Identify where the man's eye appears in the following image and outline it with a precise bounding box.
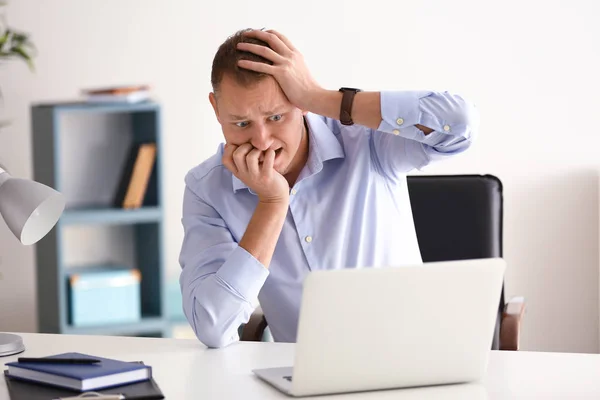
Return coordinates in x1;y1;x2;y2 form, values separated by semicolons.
235;121;249;128
269;114;282;122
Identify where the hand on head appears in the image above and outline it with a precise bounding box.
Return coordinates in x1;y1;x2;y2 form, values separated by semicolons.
236;29;322;112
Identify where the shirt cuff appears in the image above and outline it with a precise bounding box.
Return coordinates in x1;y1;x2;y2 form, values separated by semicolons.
377;90;433;139
216;246;269;301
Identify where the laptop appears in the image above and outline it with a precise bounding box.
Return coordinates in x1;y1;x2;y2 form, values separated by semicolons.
252;258;506;397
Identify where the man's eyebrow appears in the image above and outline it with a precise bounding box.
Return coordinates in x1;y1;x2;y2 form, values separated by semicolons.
262;106;287;116
228;107;287;120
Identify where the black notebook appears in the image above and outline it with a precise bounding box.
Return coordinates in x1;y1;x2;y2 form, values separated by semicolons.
3;369;165;400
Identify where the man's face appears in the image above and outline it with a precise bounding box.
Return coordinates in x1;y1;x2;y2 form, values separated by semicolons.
209;74;307;177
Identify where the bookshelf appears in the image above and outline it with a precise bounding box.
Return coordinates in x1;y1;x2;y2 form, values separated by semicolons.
31;100;171;338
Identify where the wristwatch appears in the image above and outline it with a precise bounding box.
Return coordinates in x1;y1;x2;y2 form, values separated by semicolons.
338;87;362;126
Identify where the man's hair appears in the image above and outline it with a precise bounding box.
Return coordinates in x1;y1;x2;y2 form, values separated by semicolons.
211;28;273;93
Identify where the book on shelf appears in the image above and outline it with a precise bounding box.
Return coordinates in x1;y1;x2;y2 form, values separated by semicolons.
114;142;157;209
82;85;151;104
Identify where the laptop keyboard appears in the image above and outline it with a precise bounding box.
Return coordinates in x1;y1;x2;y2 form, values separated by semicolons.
283;376;293;382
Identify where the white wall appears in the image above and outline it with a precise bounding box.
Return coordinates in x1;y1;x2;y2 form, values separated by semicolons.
0;0;598;353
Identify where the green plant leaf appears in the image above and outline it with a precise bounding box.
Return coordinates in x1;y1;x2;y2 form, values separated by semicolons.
11;45;34;71
0;30;9;48
12;32;28;45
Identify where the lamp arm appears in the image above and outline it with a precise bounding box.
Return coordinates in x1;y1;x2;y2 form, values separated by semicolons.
0;167;9;187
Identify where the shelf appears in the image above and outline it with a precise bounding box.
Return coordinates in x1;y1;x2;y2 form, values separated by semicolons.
60;206;162;225
32;102;167;340
63;316;167;336
34;100;160;114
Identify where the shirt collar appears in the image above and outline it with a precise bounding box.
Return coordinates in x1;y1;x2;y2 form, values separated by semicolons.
232;113;345;193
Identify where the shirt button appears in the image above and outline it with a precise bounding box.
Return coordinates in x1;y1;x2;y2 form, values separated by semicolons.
396;118;404;125
291;188;297;195
305;236;313;243
443;124;451;132
392;129;400;135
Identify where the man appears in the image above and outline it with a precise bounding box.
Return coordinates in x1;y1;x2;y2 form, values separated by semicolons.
179;28;479;348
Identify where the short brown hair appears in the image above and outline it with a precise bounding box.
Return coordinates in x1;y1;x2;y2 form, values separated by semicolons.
211;28;273;93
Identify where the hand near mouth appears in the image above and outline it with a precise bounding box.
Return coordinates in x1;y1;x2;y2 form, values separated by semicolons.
222;143;289;203
258;148;282;163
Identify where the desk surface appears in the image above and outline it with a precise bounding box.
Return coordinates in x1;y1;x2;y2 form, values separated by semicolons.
1;333;600;399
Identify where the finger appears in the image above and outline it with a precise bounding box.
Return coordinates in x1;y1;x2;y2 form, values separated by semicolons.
222;144;238;174
242;29;290;56
265;29;297;52
237;59;276;74
262;149;276;174
233;143;253;174
237;42;286;64
246;148;262;177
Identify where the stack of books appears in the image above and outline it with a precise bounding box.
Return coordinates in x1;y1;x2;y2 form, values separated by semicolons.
114;142;157;209
3;352;164;399
82;85;151;104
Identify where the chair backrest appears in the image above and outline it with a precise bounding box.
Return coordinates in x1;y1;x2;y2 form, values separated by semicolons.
406;174;504;350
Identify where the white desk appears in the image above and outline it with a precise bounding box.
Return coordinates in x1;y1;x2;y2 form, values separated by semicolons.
1;333;600;399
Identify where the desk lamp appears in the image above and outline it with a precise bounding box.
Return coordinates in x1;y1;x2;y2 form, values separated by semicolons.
0;166;65;357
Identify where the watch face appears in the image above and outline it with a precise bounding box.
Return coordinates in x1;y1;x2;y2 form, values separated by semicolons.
339;87;362;93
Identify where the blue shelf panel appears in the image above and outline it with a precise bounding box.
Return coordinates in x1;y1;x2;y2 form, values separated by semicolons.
60;206;162;225
168;315;188;325
64;316;168;336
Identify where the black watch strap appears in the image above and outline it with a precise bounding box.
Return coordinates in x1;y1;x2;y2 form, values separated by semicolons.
339;87;361;126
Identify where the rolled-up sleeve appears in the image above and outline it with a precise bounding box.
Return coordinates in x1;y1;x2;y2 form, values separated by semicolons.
178;176;269;348
371;90;479;180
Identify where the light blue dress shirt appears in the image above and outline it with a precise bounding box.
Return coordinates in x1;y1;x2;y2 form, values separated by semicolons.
179;90;479;348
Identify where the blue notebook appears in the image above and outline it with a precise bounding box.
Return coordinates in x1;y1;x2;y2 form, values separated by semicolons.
4;352;151;392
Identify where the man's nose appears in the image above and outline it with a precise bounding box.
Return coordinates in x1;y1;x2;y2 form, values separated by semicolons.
251;126;274;151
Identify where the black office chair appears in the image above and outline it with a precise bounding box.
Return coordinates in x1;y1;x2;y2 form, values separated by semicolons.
241;175;525;350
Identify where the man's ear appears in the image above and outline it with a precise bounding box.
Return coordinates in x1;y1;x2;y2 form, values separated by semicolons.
209;92;221;123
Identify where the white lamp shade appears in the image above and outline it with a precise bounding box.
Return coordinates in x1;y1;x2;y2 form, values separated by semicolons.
0;177;65;245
